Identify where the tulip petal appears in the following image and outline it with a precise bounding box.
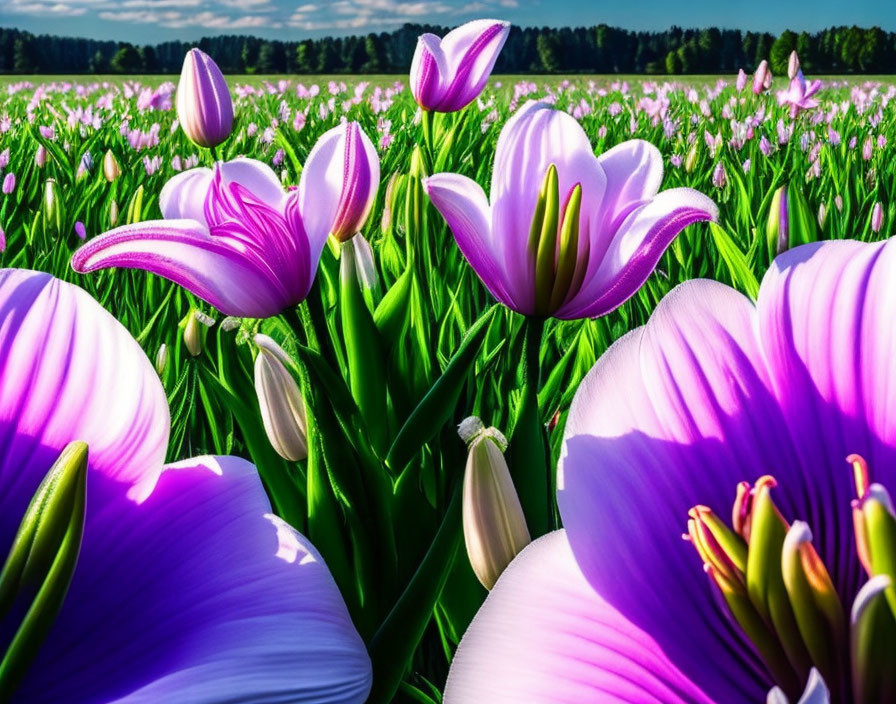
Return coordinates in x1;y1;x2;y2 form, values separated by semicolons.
444;531;714;704
159;167;212;222
439;20;510;111
558;279;782;700
298;123;378;245
424;172;518;309
409;34;448;109
559;187;716;319
20;455;372;704
491;101;606;310
71;220;295;317
596;139;664;231
0;268;168;546
218;156;288;211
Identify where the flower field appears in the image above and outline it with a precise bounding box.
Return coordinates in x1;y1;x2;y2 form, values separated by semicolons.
2;19;896;704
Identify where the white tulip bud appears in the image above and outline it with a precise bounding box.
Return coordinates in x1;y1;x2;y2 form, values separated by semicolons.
459;416;530;590
183;309;215;357
254;334;307;462
155;343;168;376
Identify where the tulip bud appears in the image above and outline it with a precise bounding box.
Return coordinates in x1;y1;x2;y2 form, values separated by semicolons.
2;173;15;195
109;199;119;227
711;163;727;189
154;343;168;376
254;334;307;462
835;195;843;212
182;309;215;357
872;202;884;233
349;232;380;297
767;183;817;257
42;179;62;237
34;145;47;168
787;50;800;80
753;60;771;95
684;142;698;173
0;226;5;254
320;121;379;242
103;150;121;182
735;68;747;92
817;202;827;230
459;416;531;590
176;48;234;149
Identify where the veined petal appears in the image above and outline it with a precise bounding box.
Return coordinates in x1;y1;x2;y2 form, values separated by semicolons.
445;531;713;704
71;220;296;317
559;187;716;319
424;173;520;311
558;280;783;700
159;167;212;222
21;456;372;704
0;268;168;544
409;34;447;109
218;157;288;211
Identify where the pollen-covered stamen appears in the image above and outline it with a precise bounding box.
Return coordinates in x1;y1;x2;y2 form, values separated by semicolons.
732;480;753;540
685;505;747;586
849;454;871;501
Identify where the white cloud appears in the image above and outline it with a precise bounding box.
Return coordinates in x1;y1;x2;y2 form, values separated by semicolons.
97;7;275;28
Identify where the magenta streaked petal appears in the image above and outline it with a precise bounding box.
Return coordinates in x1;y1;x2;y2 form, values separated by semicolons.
438;20;510;111
559;188;717;319
218;156;288;210
409;34;447;110
71;220;295;317
159;166;212;221
299;122;379;244
176;48;233;149
558;280;778;700
21;455;372;704
0;267;168;537
445;531;713;704
424;172;520;309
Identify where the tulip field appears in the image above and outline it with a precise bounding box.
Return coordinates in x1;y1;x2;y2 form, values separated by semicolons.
3;17;896;704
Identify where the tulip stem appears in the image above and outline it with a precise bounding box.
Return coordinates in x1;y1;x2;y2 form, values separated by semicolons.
420;109;435;172
509;315;551;538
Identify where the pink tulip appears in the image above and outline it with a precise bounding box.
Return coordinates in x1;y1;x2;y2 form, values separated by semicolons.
752;60;771;95
177;48;233;148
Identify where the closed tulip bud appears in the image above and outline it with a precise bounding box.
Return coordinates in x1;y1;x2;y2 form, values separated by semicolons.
176;48;234;149
2;173;15;195
767;185;788;255
35;145;47;168
684;142;698;173
753;60;771;95
735;68;747;92
817;202;827;230
182;309;215;357
42;179;62;236
788;50;800;80
0;226;5;254
872;202;884;233
109;199;119;227
103;150;121;182
154;343;168;375
254;334;307;462
459;416;530;590
349;232;379;296
711;162;727;188
835;194;843;212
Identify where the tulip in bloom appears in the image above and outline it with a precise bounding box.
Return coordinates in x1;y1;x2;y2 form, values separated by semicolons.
254;334;308;462
777;70;822;118
444;239;896;704
425;101;717;319
410;20;510;112
459;417;530;590
177;48;234;149
0;268;371;702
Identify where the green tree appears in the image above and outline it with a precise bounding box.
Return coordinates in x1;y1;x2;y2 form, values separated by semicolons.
840;26;864;71
665;50;681;74
769;29;797;74
536;33;561;72
109;44;141;73
364;33;386;72
295;40;317;73
13;37;37;73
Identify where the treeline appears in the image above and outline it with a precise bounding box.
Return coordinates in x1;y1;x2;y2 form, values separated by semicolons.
1;23;895;75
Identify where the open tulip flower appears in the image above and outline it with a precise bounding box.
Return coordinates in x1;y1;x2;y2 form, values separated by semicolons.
0;268;371;702
71;121;378;318
778;70;822;118
424;101;718;319
444;239;896;703
409;19;510;113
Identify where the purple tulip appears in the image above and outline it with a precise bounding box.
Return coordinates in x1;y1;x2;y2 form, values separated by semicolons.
735;68;747;92
305;121;380;242
409;19;510;112
777;70;822;119
0;226;5;254
177;48;234;148
0;268;371;701
753;59;771;95
72;157;330;317
2;172;15;195
444;239;896;703
424;101;717;319
74;220;86;240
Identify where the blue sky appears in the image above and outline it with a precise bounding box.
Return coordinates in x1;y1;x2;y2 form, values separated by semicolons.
1;0;893;43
